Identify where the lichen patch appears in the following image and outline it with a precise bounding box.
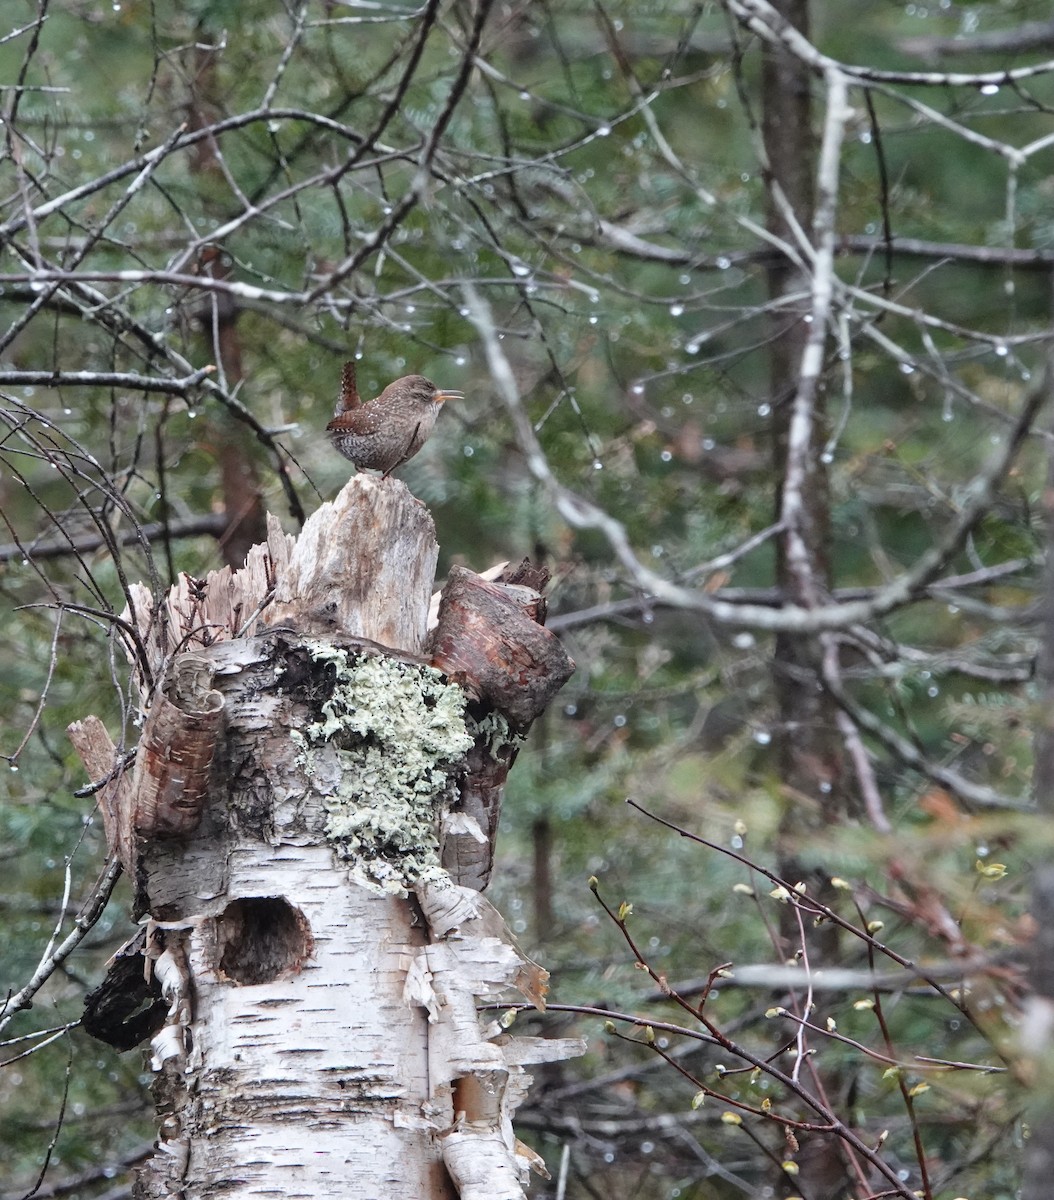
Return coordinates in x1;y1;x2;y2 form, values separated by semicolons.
294;645;473;893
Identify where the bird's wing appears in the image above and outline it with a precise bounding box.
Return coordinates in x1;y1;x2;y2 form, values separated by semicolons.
383;420;422;478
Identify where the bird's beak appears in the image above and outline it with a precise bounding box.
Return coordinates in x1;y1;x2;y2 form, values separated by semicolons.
435;389;464;405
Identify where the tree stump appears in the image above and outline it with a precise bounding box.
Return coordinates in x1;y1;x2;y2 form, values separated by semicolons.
69;475;580;1200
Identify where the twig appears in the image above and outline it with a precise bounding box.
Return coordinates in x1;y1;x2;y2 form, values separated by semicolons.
0;857;122;1036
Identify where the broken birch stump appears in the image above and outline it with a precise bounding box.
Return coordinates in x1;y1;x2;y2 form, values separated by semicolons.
68;475;580;1200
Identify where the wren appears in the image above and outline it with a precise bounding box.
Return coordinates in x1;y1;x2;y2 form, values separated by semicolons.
326;361;463;475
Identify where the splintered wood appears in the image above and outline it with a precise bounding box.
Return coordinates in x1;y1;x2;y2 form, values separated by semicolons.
124;473;438;689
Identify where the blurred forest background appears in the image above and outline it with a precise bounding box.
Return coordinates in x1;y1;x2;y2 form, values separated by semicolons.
3;0;1054;1197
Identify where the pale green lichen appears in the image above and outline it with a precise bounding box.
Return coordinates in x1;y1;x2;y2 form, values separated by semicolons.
297;644;473;893
466;709;523;759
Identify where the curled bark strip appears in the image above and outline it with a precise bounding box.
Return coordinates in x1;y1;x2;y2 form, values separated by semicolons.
68;655;224;875
146;924;194;1072
132;655;225;840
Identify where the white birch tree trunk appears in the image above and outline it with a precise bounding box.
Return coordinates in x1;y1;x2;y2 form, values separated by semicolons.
70;476;581;1200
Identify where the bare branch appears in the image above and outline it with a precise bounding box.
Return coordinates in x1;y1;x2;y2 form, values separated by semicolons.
0;513;229;564
464;283;1046;634
0;367;215;394
726;0;1054;87
899;19;1054;59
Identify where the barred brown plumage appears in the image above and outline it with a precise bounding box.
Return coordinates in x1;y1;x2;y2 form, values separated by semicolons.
326;360;462;475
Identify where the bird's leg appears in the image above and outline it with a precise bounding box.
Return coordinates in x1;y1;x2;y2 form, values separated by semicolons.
383;421;422;478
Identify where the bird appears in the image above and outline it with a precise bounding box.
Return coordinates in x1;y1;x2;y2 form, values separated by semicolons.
326;360;463;476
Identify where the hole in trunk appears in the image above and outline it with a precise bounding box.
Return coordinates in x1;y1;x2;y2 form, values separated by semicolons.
216;896;313;985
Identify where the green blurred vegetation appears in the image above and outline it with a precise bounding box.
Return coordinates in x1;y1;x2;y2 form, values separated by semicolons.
2;0;1052;1196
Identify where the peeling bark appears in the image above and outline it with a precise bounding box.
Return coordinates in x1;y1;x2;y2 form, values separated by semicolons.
413;879;585;1199
134;657;224;841
81;927;167;1051
429;563;574;891
69;476;577;1199
69;654;224;886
